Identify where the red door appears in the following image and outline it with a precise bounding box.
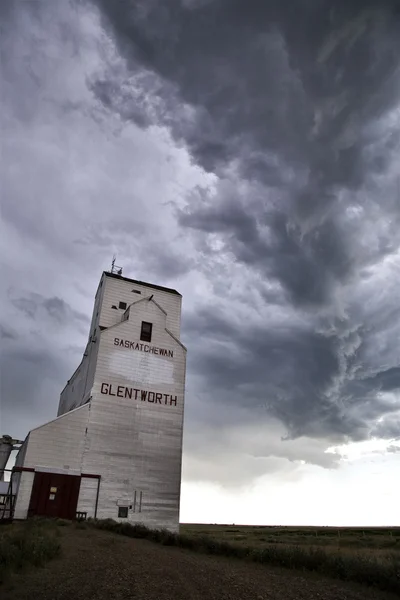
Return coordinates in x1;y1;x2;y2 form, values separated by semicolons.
28;472;81;520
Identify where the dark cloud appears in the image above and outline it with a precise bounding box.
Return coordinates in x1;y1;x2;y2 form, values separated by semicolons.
92;1;400;178
371;414;400;439
0;325;17;340
90;0;400;446
1;292;87;436
10;293;89;330
0;344;75;438
184;307;399;440
368;367;400;392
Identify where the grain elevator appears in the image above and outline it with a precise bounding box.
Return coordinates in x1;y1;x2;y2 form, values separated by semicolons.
11;267;186;532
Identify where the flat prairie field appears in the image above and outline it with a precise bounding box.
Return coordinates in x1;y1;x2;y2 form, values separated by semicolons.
180;523;400;557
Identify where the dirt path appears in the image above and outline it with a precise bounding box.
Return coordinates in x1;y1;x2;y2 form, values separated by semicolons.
2;527;397;600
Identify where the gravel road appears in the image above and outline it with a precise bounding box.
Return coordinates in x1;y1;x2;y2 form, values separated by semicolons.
3;527;398;600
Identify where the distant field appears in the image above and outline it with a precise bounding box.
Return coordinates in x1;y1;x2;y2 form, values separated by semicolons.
180;524;400;556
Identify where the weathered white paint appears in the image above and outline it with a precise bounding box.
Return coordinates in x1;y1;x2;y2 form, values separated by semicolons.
13;405;90;520
13;471;35;520
76;477;98;518
14;272;186;532
108;350;175;385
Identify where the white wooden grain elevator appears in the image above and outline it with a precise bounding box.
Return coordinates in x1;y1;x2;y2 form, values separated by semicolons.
11;268;186;532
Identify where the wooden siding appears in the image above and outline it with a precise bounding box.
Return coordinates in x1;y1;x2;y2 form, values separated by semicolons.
24;405;90;472
76;476;98;518
99;274;182;339
13;471;35;520
81;295;186;531
15;273;186;532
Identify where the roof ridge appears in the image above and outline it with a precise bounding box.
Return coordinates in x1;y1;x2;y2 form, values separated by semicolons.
104;271;181;296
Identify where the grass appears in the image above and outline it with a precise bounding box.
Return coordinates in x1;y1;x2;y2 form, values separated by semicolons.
88;519;400;595
180;523;400;552
2;518;399;594
0;519;61;584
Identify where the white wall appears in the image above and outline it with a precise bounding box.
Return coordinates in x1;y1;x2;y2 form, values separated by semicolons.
82;295;186;531
76;477;99;518
88;274;106;340
99;273;182;339
12;437;29;507
57;272;181;417
15;272;186;531
13;471;35;520
13;405;90;519
57;274;105;416
58;335;99;416
26;404;90;470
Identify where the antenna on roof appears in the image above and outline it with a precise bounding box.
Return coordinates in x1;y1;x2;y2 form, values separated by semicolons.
110;256;123;276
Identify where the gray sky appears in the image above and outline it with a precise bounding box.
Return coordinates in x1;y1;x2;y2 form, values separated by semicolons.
1;0;400;525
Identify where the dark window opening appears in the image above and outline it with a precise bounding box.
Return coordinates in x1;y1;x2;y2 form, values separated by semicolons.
119;301;127;310
132;289;141;294
140;321;152;343
118;506;128;518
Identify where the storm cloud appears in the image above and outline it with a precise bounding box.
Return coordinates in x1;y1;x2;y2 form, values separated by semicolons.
91;0;400;438
1;0;400;493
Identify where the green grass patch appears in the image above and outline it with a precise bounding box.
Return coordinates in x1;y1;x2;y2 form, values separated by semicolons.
0;520;61;584
88;519;400;595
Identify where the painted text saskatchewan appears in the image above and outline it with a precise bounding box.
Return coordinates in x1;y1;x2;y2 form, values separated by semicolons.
114;337;173;358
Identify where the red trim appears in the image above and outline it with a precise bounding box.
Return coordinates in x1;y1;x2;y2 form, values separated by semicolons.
12;466;100;479
13;466;34;473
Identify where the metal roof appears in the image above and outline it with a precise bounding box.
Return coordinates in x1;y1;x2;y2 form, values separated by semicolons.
104;271;181;296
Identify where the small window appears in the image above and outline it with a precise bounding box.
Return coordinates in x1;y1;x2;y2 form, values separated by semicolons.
140;321;152;342
132;289;141;294
119;301;127;310
118;506;128;518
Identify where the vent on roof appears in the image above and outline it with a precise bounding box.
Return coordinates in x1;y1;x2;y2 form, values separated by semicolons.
99;326;107;331
119;301;127;310
132;289;141;294
111;305;117;309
